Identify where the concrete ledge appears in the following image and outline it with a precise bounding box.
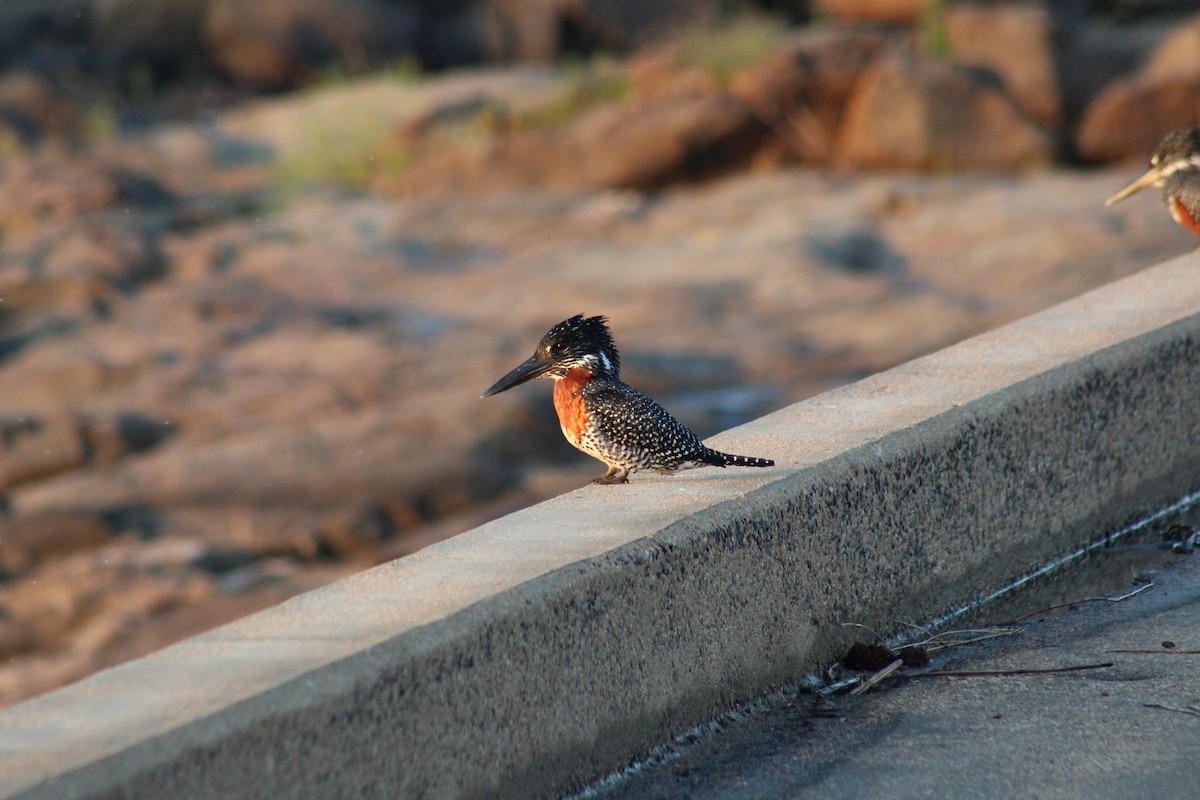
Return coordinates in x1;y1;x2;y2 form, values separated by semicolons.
4;253;1200;799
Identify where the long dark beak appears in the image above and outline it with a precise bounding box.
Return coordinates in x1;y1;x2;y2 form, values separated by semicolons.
1106;165;1165;206
481;356;556;397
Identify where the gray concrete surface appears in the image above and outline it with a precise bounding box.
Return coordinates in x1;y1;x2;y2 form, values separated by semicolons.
2;251;1200;799
583;537;1200;799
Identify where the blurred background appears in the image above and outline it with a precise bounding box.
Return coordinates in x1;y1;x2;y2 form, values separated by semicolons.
0;0;1198;705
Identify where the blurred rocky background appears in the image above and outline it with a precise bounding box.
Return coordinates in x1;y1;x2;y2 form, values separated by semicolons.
1;0;1198;705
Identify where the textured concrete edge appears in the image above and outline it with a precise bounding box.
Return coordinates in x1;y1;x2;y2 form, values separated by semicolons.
7;267;1200;799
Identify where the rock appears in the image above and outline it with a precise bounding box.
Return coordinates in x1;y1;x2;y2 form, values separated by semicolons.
946;1;1063;128
728;26;890;163
812;0;924;23
0;71;82;143
384;58;768;193
567;90;766;189
1077;73;1200;163
479;0;721;62
1055;16;1175;127
1076;13;1200;162
0;155;117;236
480;0;574;63
834;48;1055;171
91;0;214;78
0;413;88;490
1144;12;1200;79
202;0;420;89
0;511;113;575
80;410;179;465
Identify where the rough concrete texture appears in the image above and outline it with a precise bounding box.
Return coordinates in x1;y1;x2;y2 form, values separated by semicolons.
2;251;1200;799
587;538;1200;799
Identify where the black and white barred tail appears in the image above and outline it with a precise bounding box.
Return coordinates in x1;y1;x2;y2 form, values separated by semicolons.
701;449;774;468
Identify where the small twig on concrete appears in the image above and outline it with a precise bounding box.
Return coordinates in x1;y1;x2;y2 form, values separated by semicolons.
817;676;863;698
896;662;1114;680
996;582;1154;625
839;621;884;640
1109;649;1200;655
1143;702;1200;718
849;659;904;696
898;627;1022;653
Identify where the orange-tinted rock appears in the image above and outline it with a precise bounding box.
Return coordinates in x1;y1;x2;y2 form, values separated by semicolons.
203;0;419;89
1077;13;1200;162
0;414;88;490
946;1;1062;127
835;48;1055;171
1077;73;1200;163
813;0;924;23
729;27;890;163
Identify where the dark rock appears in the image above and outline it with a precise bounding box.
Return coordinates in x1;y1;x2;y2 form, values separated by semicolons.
202;0;420;89
90;0;214;82
842;641;899;671
81;411;178;464
478;0;721;62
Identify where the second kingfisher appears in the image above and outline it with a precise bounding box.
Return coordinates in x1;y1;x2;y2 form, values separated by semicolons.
1106;126;1200;238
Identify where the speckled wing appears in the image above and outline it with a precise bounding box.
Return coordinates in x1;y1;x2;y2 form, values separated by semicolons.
581;378;719;471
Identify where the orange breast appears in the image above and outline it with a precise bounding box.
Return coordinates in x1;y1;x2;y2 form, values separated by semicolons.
1171;197;1200;237
553;368;592;441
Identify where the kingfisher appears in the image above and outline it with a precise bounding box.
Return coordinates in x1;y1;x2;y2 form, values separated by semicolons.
482;314;774;484
1105;126;1200;237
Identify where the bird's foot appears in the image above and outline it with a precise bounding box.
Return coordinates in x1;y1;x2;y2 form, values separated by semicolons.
590;468;629;485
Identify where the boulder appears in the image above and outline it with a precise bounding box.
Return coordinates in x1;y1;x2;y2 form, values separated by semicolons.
202;0;420;89
835;48;1055;171
91;0;214;78
1076;74;1200;163
812;0;924;23
0;511;113;575
382;63;767;192
566;90;766;189
0;71;82;144
946;1;1062;128
0;413;87;490
1076;13;1200;162
728;26;891;163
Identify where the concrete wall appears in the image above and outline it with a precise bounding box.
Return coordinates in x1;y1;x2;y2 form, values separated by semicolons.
3;252;1200;799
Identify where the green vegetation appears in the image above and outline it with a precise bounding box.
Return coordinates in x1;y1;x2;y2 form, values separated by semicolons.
81;99;121;145
306;56;423;94
508;66;630;133
275;105;398;190
676;12;790;86
918;0;951;59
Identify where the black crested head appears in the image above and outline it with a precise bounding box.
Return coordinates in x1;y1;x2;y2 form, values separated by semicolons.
1151;126;1200;169
481;314;620;398
536;314;620;377
1106;126;1200;207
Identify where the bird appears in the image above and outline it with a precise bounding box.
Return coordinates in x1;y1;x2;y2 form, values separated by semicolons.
482;314;774;484
1105;126;1200;237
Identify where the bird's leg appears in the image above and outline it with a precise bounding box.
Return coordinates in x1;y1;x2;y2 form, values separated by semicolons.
591;465;629;485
